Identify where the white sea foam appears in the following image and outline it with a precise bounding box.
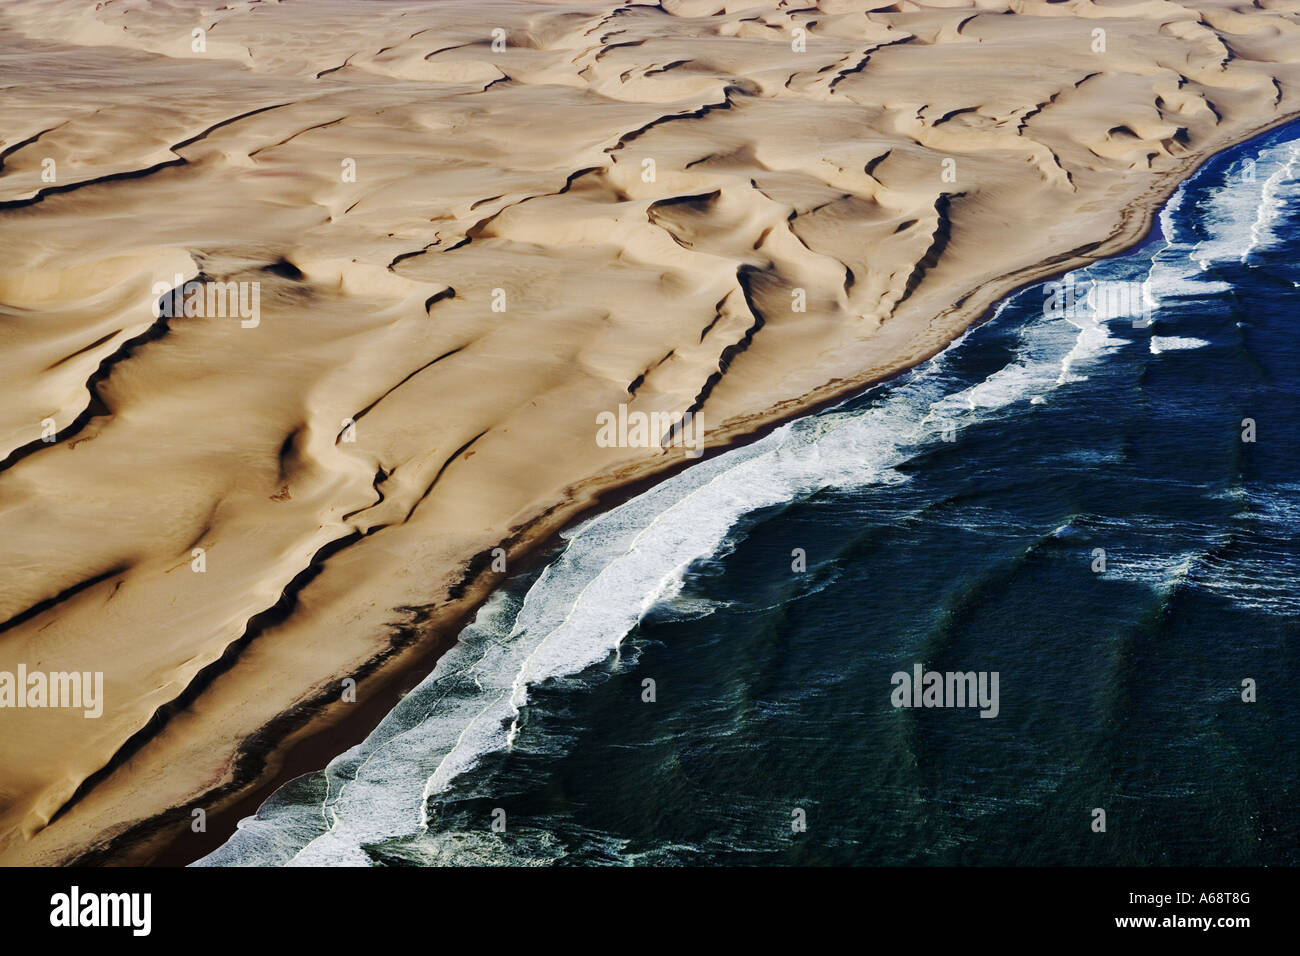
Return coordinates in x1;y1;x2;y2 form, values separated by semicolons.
1193;138;1300;265
1119;134;1299;364
1193;483;1300;616
1248;140;1300;259
1067;484;1300;617
1149;335;1211;353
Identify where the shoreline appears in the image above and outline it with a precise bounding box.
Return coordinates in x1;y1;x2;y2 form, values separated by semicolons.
123;109;1300;868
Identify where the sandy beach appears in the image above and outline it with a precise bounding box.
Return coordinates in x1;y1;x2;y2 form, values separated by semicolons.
1;0;1298;865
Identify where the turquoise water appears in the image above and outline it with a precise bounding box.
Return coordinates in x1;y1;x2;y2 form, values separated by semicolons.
199;120;1300;867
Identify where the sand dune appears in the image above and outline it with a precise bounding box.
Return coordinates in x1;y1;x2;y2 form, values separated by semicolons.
0;0;1297;864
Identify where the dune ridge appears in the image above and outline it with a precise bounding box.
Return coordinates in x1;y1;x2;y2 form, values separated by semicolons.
0;0;1297;864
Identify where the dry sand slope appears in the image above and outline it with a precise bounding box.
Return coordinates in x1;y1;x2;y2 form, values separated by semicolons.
0;0;1297;865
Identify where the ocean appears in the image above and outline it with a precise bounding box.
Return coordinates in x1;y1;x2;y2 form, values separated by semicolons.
198;119;1300;867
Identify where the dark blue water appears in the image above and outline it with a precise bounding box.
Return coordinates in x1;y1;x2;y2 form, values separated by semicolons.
200;121;1300;867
